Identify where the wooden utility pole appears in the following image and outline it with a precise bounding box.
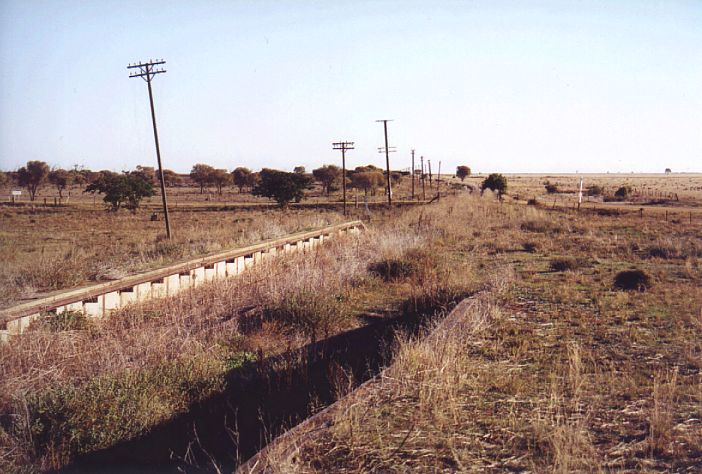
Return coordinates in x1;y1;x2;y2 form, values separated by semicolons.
128;59;172;239
333;141;354;216
437;160;441;201
411;149;415;200
376;119;395;206
428;160;433;187
421;155;426;201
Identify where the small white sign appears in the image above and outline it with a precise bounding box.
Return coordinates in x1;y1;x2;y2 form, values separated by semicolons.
11;190;21;196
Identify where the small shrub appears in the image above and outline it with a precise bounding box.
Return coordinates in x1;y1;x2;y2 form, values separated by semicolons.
368;258;418;282
544;183;559;194
41;310;90;332
614;186;632;199
263;290;349;342
587;185;604;196
480;173;508;196
522;242;539;253
614;269;652;291
527;198;538;206
25;357;224;468
520;220;562;234
647;239;702;260
224;351;258;370
550;258;578;272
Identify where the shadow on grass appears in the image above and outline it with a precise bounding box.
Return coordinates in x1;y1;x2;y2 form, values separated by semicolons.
63;293;469;473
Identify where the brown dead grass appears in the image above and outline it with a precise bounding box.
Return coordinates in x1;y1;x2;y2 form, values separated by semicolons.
1;185;701;472
250;193;702;473
0;205;342;308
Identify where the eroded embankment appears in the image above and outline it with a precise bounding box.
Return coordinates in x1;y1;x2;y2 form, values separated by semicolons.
65;299;459;473
237;292;499;473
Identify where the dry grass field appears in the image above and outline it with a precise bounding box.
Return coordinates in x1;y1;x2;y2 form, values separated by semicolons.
0;205;343;309
0;173;701;472
249;189;702;473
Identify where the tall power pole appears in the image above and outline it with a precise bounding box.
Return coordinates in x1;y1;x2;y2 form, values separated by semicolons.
421;155;426;201
333;141;354;216
411;149;415;200
376;119;395;206
428;159;433;187
128;59;172;239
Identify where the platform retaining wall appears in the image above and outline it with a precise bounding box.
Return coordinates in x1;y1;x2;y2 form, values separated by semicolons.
0;221;363;343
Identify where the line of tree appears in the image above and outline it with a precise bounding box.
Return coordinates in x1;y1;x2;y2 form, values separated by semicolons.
1;161;185;201
3;160;412;204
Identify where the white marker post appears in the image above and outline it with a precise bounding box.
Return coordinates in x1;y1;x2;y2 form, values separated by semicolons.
577;178;584;210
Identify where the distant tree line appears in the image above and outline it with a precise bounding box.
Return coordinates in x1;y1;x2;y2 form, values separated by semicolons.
1;159;466;209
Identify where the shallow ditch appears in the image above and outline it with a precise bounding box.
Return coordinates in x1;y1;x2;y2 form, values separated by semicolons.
63;303;452;473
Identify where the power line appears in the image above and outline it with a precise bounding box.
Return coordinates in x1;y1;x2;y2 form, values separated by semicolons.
332;141;354;216
128;59;172;239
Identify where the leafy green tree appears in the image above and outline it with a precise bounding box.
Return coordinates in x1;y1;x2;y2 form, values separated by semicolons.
48;169;74;199
190;163;215;194
17;160;49;201
293;166;306;174
210;168;231;195
456;166;471;181
232;167;253;193
252;168;313;207
135;165;156;184
481;173;508;197
78;169;98;187
350;171;384;197
71;169;88;188
312;165;342;196
85;171;155;211
161;169;183;187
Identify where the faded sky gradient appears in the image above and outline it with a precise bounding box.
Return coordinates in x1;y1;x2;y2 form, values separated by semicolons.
1;0;701;174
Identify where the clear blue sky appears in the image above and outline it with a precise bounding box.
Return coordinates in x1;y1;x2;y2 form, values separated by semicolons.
1;0;701;174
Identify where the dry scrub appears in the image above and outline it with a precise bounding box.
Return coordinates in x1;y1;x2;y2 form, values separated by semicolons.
0;196;483;471
247;194;702;473
0;206;342;308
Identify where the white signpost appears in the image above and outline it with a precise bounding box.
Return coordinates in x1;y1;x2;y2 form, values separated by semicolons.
10;190;21;203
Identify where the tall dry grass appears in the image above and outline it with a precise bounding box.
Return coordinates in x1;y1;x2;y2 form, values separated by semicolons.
0;206;342;308
248;192;702;473
0;195;486;470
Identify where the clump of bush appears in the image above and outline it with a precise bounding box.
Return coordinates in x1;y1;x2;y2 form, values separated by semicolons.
614;269;652;291
522;242;539;253
647;239;702;260
40;310;91;332
587;184;604;196
527;198;538;206
262;289;350;342
549;257;578;272
544;182;559;194
480;173;508;197
368;257;418;282
614;186;633;199
25;357;224;468
520;220;562;234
